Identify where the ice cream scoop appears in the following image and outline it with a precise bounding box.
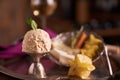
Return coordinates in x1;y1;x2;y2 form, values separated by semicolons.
22;29;51;54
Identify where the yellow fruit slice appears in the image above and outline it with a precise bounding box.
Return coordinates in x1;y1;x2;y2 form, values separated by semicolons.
89;34;103;44
76;54;92;64
68;54;95;79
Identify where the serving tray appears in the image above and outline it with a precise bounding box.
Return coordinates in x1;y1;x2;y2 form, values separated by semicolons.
0;50;120;80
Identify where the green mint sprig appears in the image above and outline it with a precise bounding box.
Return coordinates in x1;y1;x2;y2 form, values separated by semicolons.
27;18;37;30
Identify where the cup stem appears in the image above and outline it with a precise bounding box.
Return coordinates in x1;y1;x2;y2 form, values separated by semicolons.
29;54;46;79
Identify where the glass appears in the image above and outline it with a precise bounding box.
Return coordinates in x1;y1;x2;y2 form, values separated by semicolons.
50;31;113;78
31;0;57;29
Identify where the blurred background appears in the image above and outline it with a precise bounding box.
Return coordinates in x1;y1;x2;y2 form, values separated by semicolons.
0;0;120;46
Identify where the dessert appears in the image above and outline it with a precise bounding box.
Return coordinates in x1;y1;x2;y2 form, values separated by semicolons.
22;29;51;54
22;18;51;54
22;18;51;78
50;27;103;79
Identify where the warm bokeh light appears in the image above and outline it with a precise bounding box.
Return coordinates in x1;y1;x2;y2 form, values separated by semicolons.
33;10;39;16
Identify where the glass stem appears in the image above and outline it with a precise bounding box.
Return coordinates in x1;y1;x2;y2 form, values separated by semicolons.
41;17;47;29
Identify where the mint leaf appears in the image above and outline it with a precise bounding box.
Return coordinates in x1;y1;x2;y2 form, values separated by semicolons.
27;18;32;25
26;18;37;30
31;20;37;30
